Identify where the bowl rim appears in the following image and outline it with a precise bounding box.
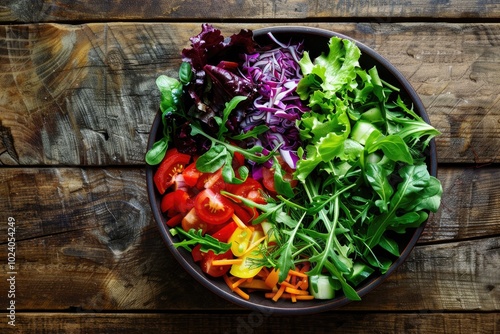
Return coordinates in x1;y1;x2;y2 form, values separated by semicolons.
146;25;437;315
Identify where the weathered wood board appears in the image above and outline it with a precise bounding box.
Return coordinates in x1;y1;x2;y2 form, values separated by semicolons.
0;23;499;166
4;312;499;334
1;0;500;22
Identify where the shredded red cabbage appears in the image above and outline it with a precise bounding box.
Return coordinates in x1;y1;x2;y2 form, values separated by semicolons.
239;33;308;169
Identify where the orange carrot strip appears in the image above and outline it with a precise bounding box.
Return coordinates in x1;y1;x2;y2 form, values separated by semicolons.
212;258;243;266
232;214;247;229
223;274;235;291
231;277;248;289
272;284;287;302
285;286;310;295
238;279;272;291
291;294;297;303
264;268;280;289
288;269;308;278
233;286;250;300
280;281;296;289
264;292;275;299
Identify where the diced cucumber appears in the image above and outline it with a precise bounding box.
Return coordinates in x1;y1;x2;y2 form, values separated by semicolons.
347;263;375;286
309;275;337;300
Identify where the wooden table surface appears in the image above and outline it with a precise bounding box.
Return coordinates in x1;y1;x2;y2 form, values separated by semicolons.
1;1;499;333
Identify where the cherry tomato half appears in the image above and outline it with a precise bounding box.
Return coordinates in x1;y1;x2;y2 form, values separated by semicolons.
201;249;233;277
262;156;298;194
182;162;202;187
154;148;191;194
161;189;193;216
230;177;267;205
194;189;234;225
211;221;238;243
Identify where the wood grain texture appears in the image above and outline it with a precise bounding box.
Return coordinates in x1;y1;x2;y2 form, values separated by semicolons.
2;312;498;334
0;22;499;166
1;0;500;23
0;166;498;312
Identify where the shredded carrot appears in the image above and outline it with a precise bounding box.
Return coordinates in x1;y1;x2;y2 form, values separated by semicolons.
285;286;310;295
279;281;296;289
272;284;287;302
223;275;250;300
232;214;247;229
264;268;280;289
231;277;248;289
238;279;272;291
278;293;315;301
223;274;234;290
233;286;250;300
288;269;308;278
211;258;243;266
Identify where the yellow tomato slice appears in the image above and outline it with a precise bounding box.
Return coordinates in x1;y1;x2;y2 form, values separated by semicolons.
228;226;253;257
230;252;264;279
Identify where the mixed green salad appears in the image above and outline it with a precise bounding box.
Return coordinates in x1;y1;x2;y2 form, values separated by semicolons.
146;24;443;302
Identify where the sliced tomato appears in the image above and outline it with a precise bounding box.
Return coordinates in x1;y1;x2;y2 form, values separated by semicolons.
201;249;233;277
230;177;267;205
165;212;183;227
160;189;193;216
228;201;254;224
262;156;298;194
182;208;209;234
262;166;277;193
160;191;177;215
196;168;225;192
182;162;202;187
232;151;246;168
154;149;191;194
211;221;238;243
228;226;253;257
194;189;234;225
192;244;203;262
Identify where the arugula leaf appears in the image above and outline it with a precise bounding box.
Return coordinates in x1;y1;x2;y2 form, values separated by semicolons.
170;227;231;254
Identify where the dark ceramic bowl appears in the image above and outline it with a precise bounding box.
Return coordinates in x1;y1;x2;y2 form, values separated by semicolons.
146;26;437;315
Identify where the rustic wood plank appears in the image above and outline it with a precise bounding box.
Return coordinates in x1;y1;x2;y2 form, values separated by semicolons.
0;22;498;166
3;312;498;334
1;0;500;23
0;166;498;311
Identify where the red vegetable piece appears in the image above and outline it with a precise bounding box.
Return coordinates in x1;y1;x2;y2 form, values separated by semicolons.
211;220;238;243
154;149;191;194
194;189;234;225
200;249;233;277
182;162;202;187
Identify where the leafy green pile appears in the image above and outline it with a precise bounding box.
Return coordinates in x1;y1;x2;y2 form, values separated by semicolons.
235;37;443;300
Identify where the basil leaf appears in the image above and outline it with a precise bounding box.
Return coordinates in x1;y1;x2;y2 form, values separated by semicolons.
145;137;168;165
196;145;228;173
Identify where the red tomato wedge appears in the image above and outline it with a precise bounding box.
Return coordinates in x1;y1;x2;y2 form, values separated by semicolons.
194;189;234;225
182;162;202;187
230;177;267;205
211;221;238;243
161;189;193;215
262;156;298;194
154;149;191;194
200;249;233;277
